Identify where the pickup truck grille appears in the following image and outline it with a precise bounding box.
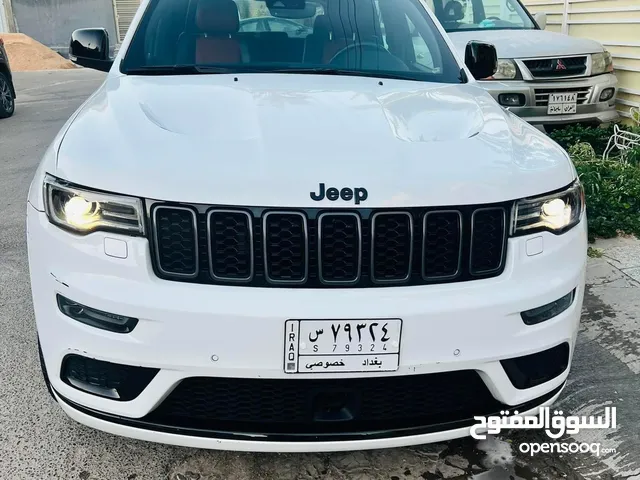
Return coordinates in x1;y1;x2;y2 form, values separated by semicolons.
523;56;587;78
535;87;592;106
149;203;508;288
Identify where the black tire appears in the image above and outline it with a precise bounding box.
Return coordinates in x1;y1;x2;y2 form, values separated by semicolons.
0;72;15;119
38;338;57;401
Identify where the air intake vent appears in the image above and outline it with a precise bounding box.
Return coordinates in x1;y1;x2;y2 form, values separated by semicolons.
422;211;462;280
153;206;198;277
318;213;362;284
207;210;253;282
149;203;509;288
371;212;413;283
470;208;506;275
263;212;308;284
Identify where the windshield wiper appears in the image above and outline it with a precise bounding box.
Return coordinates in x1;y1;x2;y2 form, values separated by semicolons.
124;65;240;75
125;65;427;82
269;67;419;81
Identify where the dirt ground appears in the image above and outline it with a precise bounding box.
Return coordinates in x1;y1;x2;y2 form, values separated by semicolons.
0;33;76;71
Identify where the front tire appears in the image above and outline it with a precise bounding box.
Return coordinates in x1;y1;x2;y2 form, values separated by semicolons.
0;72;15;118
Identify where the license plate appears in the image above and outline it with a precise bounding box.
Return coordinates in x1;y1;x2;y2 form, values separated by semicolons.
284;319;402;373
548;92;577;115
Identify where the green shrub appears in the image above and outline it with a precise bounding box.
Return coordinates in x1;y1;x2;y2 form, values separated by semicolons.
549;124;617;155
569;143;640;240
626;147;640;166
549;123;640;157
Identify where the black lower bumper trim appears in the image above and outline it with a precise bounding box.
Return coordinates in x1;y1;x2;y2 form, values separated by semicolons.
54;382;565;442
501;342;570;390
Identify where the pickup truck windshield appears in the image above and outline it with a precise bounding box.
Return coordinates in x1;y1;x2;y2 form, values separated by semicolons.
429;0;537;32
121;0;463;83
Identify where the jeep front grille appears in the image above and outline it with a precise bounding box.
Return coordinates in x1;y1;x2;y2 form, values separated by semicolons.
148;204;508;288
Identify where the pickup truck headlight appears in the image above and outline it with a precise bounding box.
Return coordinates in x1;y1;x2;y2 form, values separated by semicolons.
491;59;518;80
592;51;613;75
44;174;145;235
512;180;584;236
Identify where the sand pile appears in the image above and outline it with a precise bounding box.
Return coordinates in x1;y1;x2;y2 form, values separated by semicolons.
0;33;77;71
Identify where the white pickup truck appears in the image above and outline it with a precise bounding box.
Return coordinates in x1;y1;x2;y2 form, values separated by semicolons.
424;0;618;128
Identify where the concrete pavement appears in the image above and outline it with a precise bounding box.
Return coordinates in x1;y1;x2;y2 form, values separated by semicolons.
0;69;638;480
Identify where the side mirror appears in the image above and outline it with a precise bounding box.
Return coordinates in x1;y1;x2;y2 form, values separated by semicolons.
69;28;113;73
533;12;547;29
464;41;497;80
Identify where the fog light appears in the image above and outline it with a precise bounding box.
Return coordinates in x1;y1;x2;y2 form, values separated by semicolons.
498;93;525;107
599;88;615;102
61;354;159;401
57;295;138;333
501;342;570;389
521;290;575;325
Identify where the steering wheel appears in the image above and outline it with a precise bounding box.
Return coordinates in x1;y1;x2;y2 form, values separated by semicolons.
485;16;501;21
329;42;409;71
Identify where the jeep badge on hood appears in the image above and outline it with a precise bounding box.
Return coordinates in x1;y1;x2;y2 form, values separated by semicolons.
310;183;368;204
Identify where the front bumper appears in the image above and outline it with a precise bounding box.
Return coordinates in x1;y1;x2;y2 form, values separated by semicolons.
27;203;587;451
479;73;619;125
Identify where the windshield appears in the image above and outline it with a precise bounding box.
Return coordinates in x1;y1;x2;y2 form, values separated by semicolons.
429;0;537;32
121;0;463;83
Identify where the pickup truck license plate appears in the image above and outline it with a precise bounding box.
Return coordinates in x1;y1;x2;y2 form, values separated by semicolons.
284;319;402;373
548;92;577;115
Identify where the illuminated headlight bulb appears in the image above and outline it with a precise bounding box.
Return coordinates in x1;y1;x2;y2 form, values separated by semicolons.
64;196;99;226
542;198;570;228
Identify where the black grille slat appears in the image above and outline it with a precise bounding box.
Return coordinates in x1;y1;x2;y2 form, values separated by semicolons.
318;213;361;284
149;204;508;287
153;207;198;277
145;371;504;434
208;210;253;281
263;212;307;283
371;212;413;283
470;208;506;275
423;211;462;279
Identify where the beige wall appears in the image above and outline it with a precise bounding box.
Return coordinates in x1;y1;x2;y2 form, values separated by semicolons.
522;0;640;124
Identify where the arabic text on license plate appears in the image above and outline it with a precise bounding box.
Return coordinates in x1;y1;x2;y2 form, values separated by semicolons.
284;319;402;373
548;92;577;115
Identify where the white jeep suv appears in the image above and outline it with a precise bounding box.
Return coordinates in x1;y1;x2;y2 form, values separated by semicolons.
27;0;586;452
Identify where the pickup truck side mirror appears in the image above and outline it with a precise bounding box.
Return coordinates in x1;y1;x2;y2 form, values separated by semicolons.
533;12;547;29
69;28;113;73
464;41;497;80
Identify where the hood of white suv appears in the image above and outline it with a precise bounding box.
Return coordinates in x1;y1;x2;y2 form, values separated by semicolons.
54;73;574;207
447;29;604;59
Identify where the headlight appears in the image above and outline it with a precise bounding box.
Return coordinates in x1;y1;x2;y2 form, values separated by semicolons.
512;180;584;236
491;59;518;80
592;51;613;75
43;174;145;235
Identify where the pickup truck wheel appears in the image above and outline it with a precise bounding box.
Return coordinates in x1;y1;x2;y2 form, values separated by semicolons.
0;73;15;118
